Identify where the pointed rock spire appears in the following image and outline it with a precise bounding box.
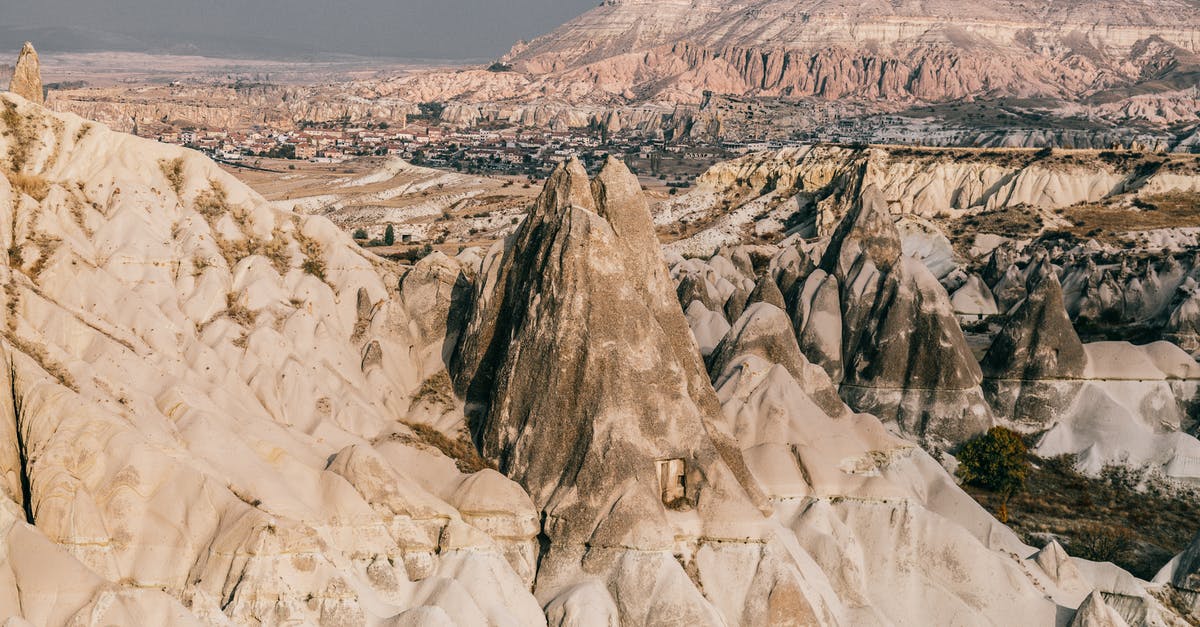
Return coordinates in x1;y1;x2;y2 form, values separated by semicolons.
982;253;1086;380
1069;590;1130;627
453;156;769;557
820;184;902;278
9;42;42;105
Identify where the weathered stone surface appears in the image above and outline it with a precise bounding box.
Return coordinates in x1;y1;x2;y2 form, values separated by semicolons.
814;185;990;444
983;254;1087;381
453;157;833;623
9;42;42;105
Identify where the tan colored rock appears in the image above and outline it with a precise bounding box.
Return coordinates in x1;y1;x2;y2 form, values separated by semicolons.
9;42;42;105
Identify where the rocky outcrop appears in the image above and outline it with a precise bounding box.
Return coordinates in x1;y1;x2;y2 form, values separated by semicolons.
0;92;544;625
487;0;1200;105
452;158;844;624
818;185;992;445
1070;591;1131;627
658;146;1200;257
708;289;1062;624
984;255;1088;381
8;43;41;105
982;255;1089;428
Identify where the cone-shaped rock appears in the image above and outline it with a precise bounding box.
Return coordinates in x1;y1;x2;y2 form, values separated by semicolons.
983;254;1086;380
1069;591;1130;627
816;184;990;445
9;42;42;105
746;273;787;310
452;157;797;622
980;254;1089;428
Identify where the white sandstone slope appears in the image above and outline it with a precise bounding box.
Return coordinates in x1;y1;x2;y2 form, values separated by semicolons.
658;146;1200;257
0;91;545;625
0;90;1191;626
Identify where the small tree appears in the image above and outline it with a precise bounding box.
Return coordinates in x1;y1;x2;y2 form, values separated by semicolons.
383;224;395;246
956;426;1028;522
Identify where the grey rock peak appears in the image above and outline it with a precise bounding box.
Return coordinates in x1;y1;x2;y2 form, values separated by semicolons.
982;252;1087;381
453;156;770;551
9;42;43;105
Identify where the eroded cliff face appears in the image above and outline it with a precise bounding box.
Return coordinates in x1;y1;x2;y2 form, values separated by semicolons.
3;87;1198;625
658;145;1200;256
486;0;1200;105
47;83;420;134
0;91;545;625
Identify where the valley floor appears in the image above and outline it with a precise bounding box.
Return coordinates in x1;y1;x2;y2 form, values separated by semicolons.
963;453;1200;580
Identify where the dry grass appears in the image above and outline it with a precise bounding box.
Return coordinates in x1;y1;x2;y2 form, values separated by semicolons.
4;171;49;201
1057;192;1200;243
412;371;455;408
2;330;78;391
402;421;493;474
947;205;1044;255
159;157;185;197
27;232;61;278
195;181;231;220
293;224;326;281
2;100;34;172
224;292;257;327
962;453;1200;578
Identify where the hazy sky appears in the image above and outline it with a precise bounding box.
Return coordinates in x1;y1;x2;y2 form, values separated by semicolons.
0;0;598;59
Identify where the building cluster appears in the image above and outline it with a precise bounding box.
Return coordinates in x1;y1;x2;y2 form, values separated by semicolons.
151;118;737;179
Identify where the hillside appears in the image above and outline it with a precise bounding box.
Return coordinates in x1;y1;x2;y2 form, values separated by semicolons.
5;90;1198;624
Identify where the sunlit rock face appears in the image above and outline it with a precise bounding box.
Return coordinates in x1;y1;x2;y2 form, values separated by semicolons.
8;43;41;105
488;0;1200;104
2;82;1199;625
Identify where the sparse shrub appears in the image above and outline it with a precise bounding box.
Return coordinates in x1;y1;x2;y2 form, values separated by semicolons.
956;426;1029;522
193;256;211;276
294;228;327;281
352;228;368;240
4;171;49;201
402;420;493;474
195;181;230;219
225;292;257;326
159;157;185;196
1071;523;1137;564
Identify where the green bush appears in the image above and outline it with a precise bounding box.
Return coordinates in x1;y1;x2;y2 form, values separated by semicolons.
957;426;1028;522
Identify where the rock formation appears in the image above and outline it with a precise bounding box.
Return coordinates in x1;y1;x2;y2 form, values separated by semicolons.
451;158;837;624
8;42;41;105
2;88;1198;624
982;254;1089;426
658;145;1200;257
0;91;544;625
816;184;992;446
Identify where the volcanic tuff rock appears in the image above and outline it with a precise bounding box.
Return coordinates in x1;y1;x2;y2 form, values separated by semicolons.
983;255;1088;382
8;43;41;105
817;184;992;445
0;91;545;625
981;254;1090;429
485;0;1200;105
451;158;833;624
4;83;1198;624
657;145;1200;257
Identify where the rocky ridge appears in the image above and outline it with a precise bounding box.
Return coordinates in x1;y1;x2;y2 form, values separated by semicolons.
3;78;1193;623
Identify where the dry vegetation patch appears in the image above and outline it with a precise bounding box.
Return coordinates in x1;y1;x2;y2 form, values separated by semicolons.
947;205;1044;254
1057;192;1200;243
4;172;49;201
159;157;185;197
401;421;493;474
224;292;257;327
962;453;1200;579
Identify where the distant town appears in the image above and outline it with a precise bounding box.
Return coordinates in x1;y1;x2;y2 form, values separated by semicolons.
146;115;758;186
